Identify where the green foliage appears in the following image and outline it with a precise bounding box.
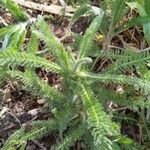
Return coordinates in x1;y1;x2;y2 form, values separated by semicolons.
80;84;119;149
33;16;72;69
114;16;150;36
26;32;38;54
8;70;64;103
1;1;150;149
71;0;150;50
71;4;91;24
100;48;150;74
0;25;15;38
51;125;85;150
0;0;28;21
0;50;62;73
78;15;103;59
0;21;32;50
98;0;128;49
79;71;150;93
2;120;58;150
0;68;7;83
126;0;150;45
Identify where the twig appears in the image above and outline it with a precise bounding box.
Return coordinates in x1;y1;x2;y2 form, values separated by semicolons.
12;0;103;17
7;110;22;127
0;107;8;118
59;0;66;6
12;0;75;17
0;16;8;26
32;140;47;150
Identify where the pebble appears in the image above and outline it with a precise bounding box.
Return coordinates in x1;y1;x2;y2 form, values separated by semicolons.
28;109;39;116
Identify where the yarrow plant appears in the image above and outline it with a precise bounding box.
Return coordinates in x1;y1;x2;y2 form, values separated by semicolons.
1;0;150;149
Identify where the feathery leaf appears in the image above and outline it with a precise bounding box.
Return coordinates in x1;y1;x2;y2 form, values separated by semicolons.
0;50;62;73
78;14;103;59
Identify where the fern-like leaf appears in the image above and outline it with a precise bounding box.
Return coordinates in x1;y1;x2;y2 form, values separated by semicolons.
52;125;85;150
0;25;15;39
34;16;72;69
54;104;75;139
78;14;103;59
79;72;150;93
80;84;120;149
2;22;28;50
105;49;150;73
111;0;128;27
2;119;58;150
7;70;64;103
0;68;8;83
0;50;62;73
26;31;38;55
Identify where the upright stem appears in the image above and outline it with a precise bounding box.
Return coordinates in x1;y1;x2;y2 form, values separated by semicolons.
140;110;150;142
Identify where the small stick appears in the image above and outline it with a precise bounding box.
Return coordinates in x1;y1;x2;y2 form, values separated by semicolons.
12;0;102;17
59;0;66;6
12;0;75;17
32;140;47;150
0;16;8;26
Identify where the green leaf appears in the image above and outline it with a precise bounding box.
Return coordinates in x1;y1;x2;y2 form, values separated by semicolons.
26;32;38;55
7;70;64;102
103;48;150;73
79;72;150;92
78;14;104;59
144;0;150;16
111;0;127;27
126;2;146;16
115;16;150;35
35;16;72;69
2;22;28;50
119;137;133;145
3;120;58;150
52;125;85;150
0;50;62;73
0;25;15;39
80;84;120;150
126;1;150;45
